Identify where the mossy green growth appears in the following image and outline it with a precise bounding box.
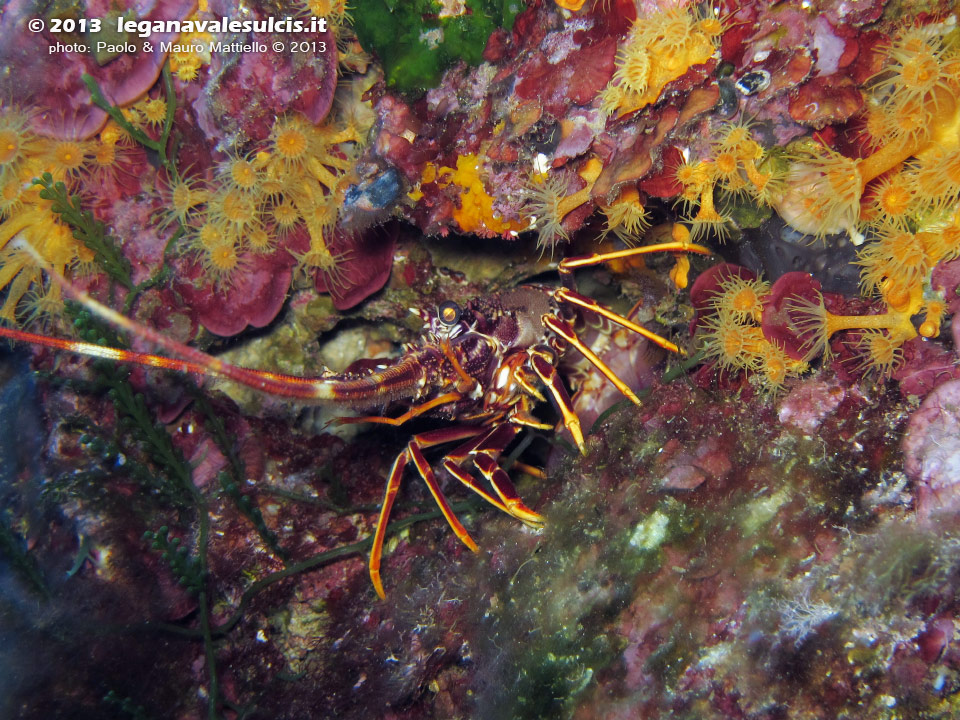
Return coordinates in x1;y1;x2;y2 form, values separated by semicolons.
351;0;525;94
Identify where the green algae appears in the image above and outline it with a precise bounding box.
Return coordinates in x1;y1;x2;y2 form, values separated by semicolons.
352;0;526;94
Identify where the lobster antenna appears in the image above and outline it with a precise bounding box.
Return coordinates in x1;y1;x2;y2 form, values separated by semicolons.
1;237;338;400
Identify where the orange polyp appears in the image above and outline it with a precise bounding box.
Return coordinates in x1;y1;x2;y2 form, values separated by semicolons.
868;174;914;227
855;329;904;378
881;282;915;314
777;146;862;239
919;299;946;338
712;150;739;181
669;254;690;289
701;310;766;371
47;140;88;178
0;130;20;165
859;83;958;187
688;181;730;241
554;157;603;219
602;185;650;244
858;230;929;292
714;274;769;323
602;6;716;115
676;159;711;191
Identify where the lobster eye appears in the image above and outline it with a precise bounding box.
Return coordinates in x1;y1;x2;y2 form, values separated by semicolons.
437;301;461;326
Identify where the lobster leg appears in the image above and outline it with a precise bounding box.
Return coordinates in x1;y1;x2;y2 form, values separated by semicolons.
369;426;482;599
408;442;479;551
541;314;642;405
557;239;712;284
528;349;586;454
554;239;711;355
442;424;543;525
370;449;408;600
336;392;462;426
441;431;513;515
511;461;547;480
554;287;684;355
472;425;544;525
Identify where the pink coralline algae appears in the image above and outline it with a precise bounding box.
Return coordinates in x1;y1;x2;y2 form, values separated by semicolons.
903;379;960;520
312;224;398;311
174;250;295;337
777;378;846;433
193;0;338;144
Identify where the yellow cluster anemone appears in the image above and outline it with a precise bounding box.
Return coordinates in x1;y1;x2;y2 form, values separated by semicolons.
157;171;209;229
599;6;723;117
132;97;168;128
699;275;807;393
0;105;128;323
776;23;960;240
776;197;960;378
168;19;215;82
88;133;133;185
674;120;783;242
298;0;351;29
0;104;39;186
600;185;650;246
554;0;586;10
787;289;920;378
523;156;603;251
175;113;364;289
766;20;960;362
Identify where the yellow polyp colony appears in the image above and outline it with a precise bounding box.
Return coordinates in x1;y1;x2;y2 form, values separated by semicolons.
523;172;572;249
270;198;300;236
674;122;782;242
700;307;807;394
168;26;214;82
776;23;960;241
522;156;603;251
786;289;920;378
158;172;209;228
0;105;37;177
136;98;168;128
699;276;807;393
89;140;121;183
100;119;134;148
271;116;312;170
200;234;249;289
599;6;722;118
434;154;528;238
299;0;351;27
601;185;650;245
169;111;365;289
0;104;139;323
862;172;915;229
763;20;960;374
715;274;769;323
777;143;864;240
45;140;91;180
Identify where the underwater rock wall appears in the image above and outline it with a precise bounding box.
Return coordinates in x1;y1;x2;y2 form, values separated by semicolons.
1;0;960;718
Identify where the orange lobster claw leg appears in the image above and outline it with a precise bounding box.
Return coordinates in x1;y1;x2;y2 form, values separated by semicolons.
528;349;586;454
554;287;685;355
541;314;642;404
369;426;483;599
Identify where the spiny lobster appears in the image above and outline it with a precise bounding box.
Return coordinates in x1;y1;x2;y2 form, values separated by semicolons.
0;239;710;598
